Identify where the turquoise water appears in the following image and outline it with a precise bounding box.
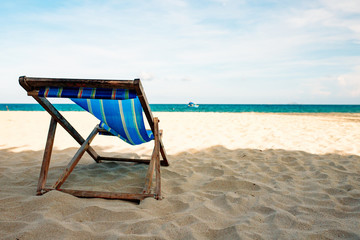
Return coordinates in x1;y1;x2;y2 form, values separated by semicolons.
1;103;360;113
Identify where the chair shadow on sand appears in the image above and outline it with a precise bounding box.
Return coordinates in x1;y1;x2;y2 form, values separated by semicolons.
1;146;359;239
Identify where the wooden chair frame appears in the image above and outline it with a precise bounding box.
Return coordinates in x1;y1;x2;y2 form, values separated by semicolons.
19;76;169;202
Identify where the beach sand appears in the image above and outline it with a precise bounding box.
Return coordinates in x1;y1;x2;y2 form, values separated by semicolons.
1;111;360;239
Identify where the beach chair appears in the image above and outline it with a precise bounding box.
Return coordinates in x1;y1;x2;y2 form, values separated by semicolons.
19;76;169;202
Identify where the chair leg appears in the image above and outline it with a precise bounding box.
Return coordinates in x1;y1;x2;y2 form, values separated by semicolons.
154;118;162;199
142;117;161;198
142;147;157;194
37;117;57;195
53;125;99;189
155;147;161;199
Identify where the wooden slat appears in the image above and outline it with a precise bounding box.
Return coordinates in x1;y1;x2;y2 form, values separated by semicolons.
97;128;115;135
19;76;32;91
53;126;99;189
21;76;136;90
43;188;155;201
37;117;57;195
33;96;100;162
97;156;168;166
142;148;157;194
154;118;162;199
98;157;150;164
142;117;160;194
134;79;154;129
27;90;39;97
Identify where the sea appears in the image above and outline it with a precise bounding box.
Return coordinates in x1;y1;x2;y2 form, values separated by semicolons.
1;104;360;113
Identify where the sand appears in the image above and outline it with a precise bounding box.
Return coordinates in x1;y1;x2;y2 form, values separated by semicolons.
0;111;360;239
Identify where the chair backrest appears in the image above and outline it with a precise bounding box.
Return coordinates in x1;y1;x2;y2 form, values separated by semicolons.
19;76;155;145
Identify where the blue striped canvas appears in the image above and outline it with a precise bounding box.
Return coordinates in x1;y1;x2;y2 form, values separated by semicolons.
71;97;154;145
38;87;136;100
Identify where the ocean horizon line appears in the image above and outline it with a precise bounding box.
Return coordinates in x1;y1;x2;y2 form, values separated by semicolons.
1;102;360;105
1;103;360;113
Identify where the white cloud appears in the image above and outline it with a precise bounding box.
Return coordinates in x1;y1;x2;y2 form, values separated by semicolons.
312;89;332;97
303;76;334;97
288;9;333;28
320;0;360;14
139;72;156;81
300;66;360;101
337;66;360;97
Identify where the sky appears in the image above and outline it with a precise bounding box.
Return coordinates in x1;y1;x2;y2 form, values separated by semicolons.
1;0;360;104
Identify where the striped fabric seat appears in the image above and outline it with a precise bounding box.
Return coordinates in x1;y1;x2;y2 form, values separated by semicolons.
39;87;136;100
72;98;154;145
39;87;153;145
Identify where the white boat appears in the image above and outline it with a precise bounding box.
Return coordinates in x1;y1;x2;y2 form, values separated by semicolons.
188;102;199;108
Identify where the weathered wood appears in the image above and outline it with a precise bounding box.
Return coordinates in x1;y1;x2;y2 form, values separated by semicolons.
142;118;161;194
142;148;157;194
155;157;161;200
98;156;150;164
97;156;168;166
134;79;169;166
134;79;154;127
154;118;162;199
19;76;32;91
27;90;39;97
20;76;136;90
53;126;99;189
37;117;57;195
43;188;155;201
97;128;115;136
33;96;100;162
